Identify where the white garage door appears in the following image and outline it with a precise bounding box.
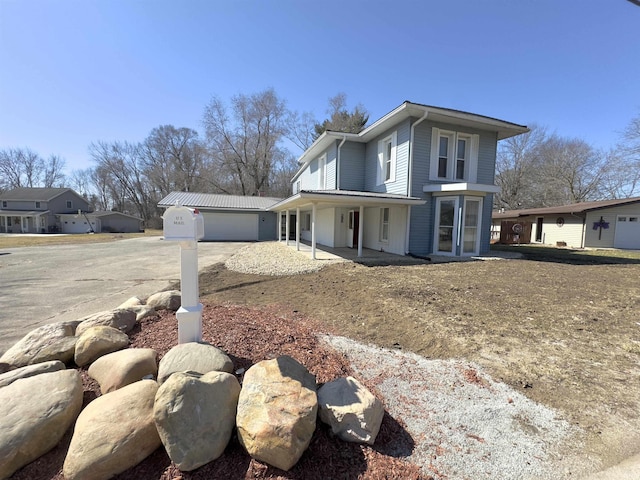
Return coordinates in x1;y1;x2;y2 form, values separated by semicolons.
614;215;640;249
61;218;91;233
202;212;258;241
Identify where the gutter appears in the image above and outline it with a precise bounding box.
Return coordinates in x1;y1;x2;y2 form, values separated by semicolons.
405;112;429;254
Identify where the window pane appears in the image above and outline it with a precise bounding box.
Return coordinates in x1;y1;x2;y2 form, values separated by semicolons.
457;139;466;159
438;227;453;252
439;137;448;157
456;160;465;180
438;158;447;178
382;223;389;241
383;208;389;222
439;201;455;227
465;201;479;227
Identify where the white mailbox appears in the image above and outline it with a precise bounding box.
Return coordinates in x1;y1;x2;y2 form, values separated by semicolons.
163;205;204;241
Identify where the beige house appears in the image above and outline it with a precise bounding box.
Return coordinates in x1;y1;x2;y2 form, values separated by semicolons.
492;197;640;250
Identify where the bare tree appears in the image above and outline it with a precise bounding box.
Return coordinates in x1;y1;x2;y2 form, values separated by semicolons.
286;110;318;152
202;88;290;196
141;125;209;195
0;147;66;190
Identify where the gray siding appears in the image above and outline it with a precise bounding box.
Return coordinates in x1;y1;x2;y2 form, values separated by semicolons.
479;194;493;254
408;196;434;257
477;133;498;184
297;142;336;191
258;211;278;240
338;141;365;191
364;118;411;194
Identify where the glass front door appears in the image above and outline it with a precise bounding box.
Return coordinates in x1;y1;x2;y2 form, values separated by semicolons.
435;197;458;254
434;196;483;256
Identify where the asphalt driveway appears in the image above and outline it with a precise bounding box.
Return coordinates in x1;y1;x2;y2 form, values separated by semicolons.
0;237;246;355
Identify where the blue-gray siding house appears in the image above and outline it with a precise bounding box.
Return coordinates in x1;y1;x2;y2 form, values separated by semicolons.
270;101;529;258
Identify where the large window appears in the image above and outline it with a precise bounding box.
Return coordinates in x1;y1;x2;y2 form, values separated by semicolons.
434;196;483;256
377;131;397;184
430;128;478;182
379;207;390;242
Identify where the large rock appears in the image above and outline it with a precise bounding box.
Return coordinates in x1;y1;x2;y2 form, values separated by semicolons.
88;348;157;394
146;290;181;311
75;309;137;336
74;326;130;367
0;321;79;367
0;370;83;479
0;360;65;388
236;356;317;471
117;297;156;321
154;371;241;471
63;379;161;480
317;376;384;445
157;342;233;384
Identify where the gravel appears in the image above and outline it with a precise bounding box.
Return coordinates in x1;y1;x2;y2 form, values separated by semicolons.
224;242;345;276
320;335;591;480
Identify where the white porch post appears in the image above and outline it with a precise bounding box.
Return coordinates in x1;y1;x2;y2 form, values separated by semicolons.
311;203;317;260
285;209;290;246
358;205;364;258
277;211;282;241
295;207;300;251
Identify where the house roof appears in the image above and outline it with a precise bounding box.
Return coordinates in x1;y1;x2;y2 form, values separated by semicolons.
158;191;282;211
292;101;529;181
57;210;143;221
268;189;426;211
493;197;640;219
0;187;78;201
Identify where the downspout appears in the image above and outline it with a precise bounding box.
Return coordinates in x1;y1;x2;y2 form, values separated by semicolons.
336;135;347;191
405;112;429;254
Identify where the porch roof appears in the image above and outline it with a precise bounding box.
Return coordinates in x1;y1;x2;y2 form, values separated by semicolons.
0;210;50;216
268;190;426;211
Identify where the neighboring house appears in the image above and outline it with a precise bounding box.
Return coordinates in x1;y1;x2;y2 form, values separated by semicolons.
158;192;281;241
492;197;640;250
268;101;529;257
0;187;143;234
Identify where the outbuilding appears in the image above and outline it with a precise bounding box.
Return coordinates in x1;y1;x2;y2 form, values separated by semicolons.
492;197;640;250
158;192;281;241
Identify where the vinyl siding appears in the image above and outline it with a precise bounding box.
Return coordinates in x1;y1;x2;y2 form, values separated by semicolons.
362;205;407;255
363;119;411;194
297;142;337;191
258;212;278;240
479;194;493;254
339;142;365;191
585;204;640;248
534;215;586;248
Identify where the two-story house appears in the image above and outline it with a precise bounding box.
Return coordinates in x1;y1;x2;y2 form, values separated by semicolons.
269;101;529;258
0;187;143;234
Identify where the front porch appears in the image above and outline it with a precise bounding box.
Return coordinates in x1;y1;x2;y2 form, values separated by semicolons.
0;211;51;234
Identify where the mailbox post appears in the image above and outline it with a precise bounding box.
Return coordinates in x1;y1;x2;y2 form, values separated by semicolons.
162;204;205;343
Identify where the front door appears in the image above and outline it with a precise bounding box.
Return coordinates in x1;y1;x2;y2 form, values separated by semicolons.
348;211;359;248
434;197;458;255
434;196;483;256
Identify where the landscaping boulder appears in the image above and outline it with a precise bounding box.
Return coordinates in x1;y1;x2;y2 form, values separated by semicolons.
146;290;181;311
63;379;161;480
0;360;65;388
117;296;144;309
154;371;241;471
74;326;130;367
0;321;79;367
75;309;137;336
317;376;384;445
236;356;317;471
117;297;156;321
0;370;83;479
88;348;157;394
157;342;233;384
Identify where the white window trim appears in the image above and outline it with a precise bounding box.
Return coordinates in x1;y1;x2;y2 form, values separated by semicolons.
377;131;397;185
430;127;479;182
317;154;326;190
379;207;390;243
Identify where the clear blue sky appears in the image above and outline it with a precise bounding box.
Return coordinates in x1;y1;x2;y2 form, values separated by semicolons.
1;0;638;174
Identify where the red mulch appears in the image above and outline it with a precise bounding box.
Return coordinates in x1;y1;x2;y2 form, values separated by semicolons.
11;304;426;480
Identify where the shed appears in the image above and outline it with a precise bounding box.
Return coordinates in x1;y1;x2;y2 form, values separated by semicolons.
158;192;281;241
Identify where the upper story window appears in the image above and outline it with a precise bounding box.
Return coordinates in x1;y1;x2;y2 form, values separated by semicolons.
430;127;479;182
66;200;73;209
377;131;397;185
1;201;7;208
317;154;326;189
35;201;41;209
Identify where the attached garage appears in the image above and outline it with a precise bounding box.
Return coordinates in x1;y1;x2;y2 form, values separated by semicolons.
158;192;281;242
201;211;259;241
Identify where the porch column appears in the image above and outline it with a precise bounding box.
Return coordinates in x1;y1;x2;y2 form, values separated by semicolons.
277;211;282;242
295;207;300;251
311;203;317;260
285;209;290;246
358;205;364;258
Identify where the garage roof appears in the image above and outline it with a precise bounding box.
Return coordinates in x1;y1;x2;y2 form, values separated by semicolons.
158;192;282;211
